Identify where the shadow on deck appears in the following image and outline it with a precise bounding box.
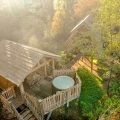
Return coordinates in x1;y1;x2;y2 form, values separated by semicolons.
10;88;24;108
23;79;53;99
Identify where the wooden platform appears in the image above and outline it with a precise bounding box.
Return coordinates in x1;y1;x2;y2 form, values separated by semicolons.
24;79;53;99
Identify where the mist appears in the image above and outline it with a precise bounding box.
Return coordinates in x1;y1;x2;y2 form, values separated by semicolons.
0;0;99;53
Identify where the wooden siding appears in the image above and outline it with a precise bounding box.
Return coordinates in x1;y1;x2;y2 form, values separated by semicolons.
0;76;15;89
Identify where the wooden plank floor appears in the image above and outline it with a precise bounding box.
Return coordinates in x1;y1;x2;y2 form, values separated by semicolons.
24;79;53;99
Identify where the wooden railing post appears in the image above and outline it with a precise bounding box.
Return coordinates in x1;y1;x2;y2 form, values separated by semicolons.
52;59;55;70
20;83;25;95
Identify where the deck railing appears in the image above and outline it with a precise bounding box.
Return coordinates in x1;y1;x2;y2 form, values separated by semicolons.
23;93;44;120
0;95;24;120
53;69;75;78
41;69;81;114
42;82;81;114
23;82;81;117
22;69;81;117
1;86;16;100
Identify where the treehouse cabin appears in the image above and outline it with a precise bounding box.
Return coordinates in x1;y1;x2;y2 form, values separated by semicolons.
0;40;81;120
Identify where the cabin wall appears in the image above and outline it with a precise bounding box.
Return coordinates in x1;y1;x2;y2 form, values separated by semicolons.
0;76;15;89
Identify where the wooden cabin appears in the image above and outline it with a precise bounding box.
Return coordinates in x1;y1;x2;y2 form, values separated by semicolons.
0;40;81;120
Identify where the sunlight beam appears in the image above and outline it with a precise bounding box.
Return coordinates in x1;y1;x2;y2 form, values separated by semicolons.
71;14;90;33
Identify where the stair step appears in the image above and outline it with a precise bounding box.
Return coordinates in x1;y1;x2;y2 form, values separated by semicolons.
19;104;26;110
17;104;27;113
24;113;33;120
21;109;31;118
28;116;36;120
20;108;29;115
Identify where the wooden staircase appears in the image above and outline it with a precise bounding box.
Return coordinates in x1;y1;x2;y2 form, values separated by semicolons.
16;104;37;120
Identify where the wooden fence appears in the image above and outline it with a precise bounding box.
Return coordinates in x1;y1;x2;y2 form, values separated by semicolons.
41;69;81;114
42;83;81;114
1;86;16;100
53;69;75;78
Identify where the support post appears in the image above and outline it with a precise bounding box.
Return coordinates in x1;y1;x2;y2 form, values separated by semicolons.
52;59;55;70
19;83;25;95
44;64;47;77
46;111;52;120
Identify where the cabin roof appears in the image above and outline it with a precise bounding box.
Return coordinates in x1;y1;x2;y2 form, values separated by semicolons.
0;40;60;86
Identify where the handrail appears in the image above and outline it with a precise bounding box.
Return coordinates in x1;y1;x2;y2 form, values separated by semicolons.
0;95;24;120
53;69;75;78
23;93;44;120
1;86;16;100
0;95;23;120
10;103;24;120
0;95;12;113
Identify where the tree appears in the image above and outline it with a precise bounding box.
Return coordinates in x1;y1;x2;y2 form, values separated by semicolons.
74;0;99;17
51;0;66;36
96;0;120;95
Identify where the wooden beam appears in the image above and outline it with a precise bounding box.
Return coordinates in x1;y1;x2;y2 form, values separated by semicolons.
52;59;55;70
19;83;25;95
44;64;47;76
32;60;51;73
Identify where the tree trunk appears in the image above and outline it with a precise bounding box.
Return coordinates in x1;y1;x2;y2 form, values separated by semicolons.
91;57;94;73
107;67;112;96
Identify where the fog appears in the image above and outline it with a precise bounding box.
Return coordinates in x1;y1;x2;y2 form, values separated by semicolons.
0;0;99;53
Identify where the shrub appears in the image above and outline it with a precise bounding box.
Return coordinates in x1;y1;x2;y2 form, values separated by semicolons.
98;95;120;120
77;68;104;120
109;79;120;97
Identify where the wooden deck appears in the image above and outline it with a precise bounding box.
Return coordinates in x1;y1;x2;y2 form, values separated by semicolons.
24;79;53;99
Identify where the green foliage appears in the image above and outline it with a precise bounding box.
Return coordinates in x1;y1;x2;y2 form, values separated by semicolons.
50;100;82;120
69;31;100;58
59;50;77;66
77;68;104;119
97;95;120;120
96;0;120;59
109;80;120;97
